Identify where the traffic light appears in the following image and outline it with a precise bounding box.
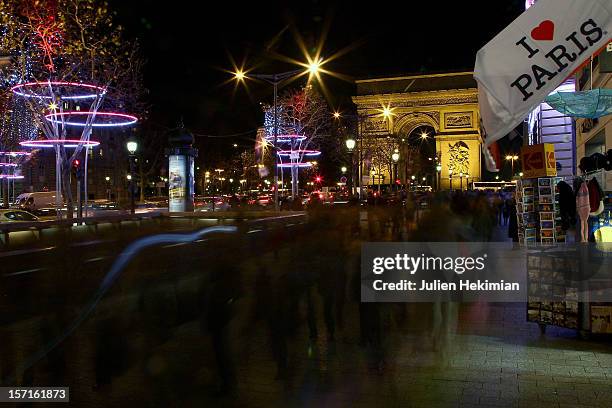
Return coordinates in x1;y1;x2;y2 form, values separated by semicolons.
72;159;82;179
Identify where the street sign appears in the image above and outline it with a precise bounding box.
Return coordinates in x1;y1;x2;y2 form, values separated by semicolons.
521;143;557;178
340;176;347;183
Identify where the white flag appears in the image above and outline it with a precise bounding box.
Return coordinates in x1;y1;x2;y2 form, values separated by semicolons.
475;0;612;148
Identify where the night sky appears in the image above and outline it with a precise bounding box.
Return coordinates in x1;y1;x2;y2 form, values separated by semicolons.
110;0;526;156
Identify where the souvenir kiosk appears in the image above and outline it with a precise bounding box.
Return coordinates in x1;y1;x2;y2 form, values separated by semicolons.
518;145;612;337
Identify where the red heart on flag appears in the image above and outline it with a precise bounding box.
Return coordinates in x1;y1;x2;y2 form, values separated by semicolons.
531;20;554;41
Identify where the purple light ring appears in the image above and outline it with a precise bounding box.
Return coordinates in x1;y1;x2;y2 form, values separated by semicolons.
278;162;313;168
11;81;106;100
277;150;321;157
44;111;138;127
20;139;101;148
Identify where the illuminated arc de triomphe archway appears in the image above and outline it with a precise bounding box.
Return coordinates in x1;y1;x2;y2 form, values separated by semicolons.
352;72;482;190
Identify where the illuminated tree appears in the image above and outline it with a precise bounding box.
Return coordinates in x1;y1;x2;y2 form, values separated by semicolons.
276;85;330;197
0;0;146;215
365;136;398;191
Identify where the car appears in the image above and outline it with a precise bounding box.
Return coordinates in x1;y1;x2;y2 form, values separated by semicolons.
256;195;272;207
195;196;230;212
0;209;39;223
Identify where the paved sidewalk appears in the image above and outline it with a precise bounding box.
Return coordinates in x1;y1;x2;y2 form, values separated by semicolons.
87;301;612;408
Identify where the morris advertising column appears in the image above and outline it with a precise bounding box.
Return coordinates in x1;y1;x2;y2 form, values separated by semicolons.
165;126;198;212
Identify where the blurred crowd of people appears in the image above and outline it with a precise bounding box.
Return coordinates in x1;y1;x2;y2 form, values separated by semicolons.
3;188;520;405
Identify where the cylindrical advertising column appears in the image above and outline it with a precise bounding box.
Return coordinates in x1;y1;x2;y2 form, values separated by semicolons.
166;125;198;213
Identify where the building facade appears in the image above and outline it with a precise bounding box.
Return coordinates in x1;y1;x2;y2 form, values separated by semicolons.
574;43;612;179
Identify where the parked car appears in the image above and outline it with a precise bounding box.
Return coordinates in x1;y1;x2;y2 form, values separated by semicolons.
0;209;39;223
195;196;230;212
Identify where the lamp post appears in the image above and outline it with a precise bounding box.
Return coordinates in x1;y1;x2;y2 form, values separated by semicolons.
392;151;400;192
436;164;442;191
449;169;453;192
459;172;464;191
233;60;322;212
335;110;393;201
506;154;519;178
105;176;111;201
346;138;356;196
126;140;138;214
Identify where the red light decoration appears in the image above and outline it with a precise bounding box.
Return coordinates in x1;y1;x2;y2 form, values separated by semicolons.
315;176;322;183
20;139;101;148
45;111;138;127
19;0;64;72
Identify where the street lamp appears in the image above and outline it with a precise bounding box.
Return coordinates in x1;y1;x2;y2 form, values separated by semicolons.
127;141;138;155
382;106;393;118
232;57;326;212
234;70;246;81
344;137;357;196
105;176;111;201
449;169;453;192
345;138;356;151
341;166;347;174
506;154;519;177
436;164;442;191
392;152;400;192
126;140;138;214
459;172;464;191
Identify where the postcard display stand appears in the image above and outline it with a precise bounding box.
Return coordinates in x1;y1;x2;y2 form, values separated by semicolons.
526;249;585;335
520;176;612;337
515;177;565;245
519;177;582;335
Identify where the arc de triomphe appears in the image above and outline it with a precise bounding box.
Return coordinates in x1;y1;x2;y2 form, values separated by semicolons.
352;72;482;190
